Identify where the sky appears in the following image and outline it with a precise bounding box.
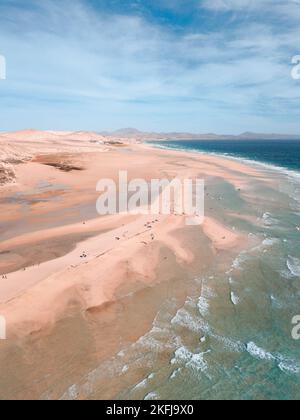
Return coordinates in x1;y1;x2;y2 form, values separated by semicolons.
0;0;300;134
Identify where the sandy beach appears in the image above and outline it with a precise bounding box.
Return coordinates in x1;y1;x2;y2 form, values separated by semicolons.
0;130;289;399
2;0;300;401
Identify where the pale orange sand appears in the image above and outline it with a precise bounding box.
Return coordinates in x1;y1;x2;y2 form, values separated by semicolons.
0;131;267;338
0;130;271;399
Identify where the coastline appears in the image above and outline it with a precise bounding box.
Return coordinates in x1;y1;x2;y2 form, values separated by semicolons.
147;140;300;180
0;131;299;399
0;140;255;333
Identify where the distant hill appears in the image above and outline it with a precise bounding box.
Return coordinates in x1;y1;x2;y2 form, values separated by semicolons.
110;128;144;137
1;128;300;143
102;128;300;141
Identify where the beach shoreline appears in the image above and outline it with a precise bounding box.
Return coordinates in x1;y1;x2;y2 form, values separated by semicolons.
0;130;295;399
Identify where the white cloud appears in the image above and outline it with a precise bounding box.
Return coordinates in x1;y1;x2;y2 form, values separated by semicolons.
0;0;300;132
201;0;256;11
201;0;300;19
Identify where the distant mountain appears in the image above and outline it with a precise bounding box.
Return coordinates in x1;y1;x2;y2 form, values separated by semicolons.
110;128;144;136
1;129;300;143
102;129;300;141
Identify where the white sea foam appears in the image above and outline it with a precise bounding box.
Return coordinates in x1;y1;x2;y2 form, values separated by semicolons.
144;391;159;400
202;285;216;299
171;307;204;333
132;377;148;391
246;342;275;361
171;346;211;374
171;346;193;365
198;296;210;316
229;251;249;272
197;285;217;316
122;365;129;374
197;318;212;335
262;212;279;227
136;324;176;352
278;361;300;375
228;277;235;285
60;384;78;400
270;294;284;309
170;368;181;379
286;256;300;277
186;351;211;373
171;301;244;354
262;238;280;247
280;268;294;280
230;292;239;306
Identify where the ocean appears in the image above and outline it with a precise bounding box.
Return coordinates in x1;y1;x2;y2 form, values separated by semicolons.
60;140;300;401
151;139;300;172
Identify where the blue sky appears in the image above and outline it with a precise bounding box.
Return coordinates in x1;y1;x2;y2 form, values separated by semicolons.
0;0;300;133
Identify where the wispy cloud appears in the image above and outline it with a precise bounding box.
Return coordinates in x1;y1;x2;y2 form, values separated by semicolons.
0;0;300;133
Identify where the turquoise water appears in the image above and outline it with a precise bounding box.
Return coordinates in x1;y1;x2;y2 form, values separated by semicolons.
150;139;300;172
